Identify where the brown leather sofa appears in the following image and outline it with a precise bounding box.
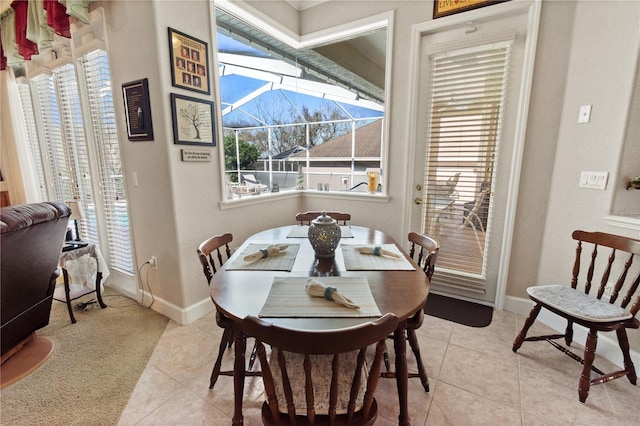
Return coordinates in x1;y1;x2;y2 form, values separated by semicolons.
1;202;71;356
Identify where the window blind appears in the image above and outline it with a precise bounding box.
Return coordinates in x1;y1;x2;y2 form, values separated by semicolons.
77;49;133;274
17;82;48;200
424;41;512;291
53;63;98;243
30;72;74;201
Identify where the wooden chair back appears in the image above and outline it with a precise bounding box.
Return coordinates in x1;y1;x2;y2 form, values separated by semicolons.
408;232;439;280
197;233;233;284
571;230;640;317
243;313;399;426
296;211;351;225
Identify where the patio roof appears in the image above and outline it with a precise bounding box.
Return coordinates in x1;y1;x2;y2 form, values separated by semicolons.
216;9;385;129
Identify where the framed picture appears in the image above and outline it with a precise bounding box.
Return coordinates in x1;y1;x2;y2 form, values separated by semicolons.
433;0;508;19
122;78;154;141
168;27;210;95
170;93;216;146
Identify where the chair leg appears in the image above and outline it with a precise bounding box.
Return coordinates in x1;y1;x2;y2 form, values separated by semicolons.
565;320;574;346
579;329;598;403
383;340;391;372
407;329;429;392
616;329;637;385
513;304;541;352
210;328;232;389
247;339;258;371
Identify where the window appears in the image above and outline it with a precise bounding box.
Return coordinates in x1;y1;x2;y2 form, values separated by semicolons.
216;8;388;197
14;11;133;274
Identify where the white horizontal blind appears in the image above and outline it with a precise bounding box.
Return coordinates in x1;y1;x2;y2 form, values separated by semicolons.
424;41;512;291
77;49;133;274
30;73;74;202
53;63;98;244
16;82;48;200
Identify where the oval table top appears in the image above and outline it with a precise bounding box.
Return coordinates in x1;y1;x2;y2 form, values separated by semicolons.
209;225;430;330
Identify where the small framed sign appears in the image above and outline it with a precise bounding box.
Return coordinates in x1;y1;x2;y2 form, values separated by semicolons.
170;93;216;146
168;27;210;95
122;78;154;141
181;149;212;162
433;0;508;19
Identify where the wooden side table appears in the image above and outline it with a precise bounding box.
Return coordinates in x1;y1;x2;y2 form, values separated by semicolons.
54;243;108;323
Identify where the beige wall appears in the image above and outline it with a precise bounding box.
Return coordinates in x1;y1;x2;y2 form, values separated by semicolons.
69;0;638;333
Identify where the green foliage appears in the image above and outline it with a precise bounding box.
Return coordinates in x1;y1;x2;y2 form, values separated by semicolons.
224;135;259;182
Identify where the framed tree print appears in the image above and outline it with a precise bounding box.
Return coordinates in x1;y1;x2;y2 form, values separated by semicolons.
168;27;210;95
170;93;216;146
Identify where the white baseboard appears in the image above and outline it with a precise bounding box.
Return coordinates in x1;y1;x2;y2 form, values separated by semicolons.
504;295;640;370
105;279;215;325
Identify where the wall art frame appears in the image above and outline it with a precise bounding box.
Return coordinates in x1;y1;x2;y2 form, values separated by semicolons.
168;27;210;95
170;93;216;146
122;78;154;141
433;0;509;19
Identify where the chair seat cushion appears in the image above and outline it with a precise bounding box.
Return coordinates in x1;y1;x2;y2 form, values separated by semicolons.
527;285;633;322
269;349;367;416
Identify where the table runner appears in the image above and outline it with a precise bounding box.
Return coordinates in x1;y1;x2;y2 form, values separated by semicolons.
340;243;416;271
226;244;300;271
286;225;354;238
259;276;381;318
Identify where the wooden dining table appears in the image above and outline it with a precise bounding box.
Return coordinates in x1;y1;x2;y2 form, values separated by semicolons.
208;225;430;425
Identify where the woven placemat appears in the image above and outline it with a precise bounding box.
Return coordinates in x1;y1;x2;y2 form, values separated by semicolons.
340;244;415;271
226;244;300;271
259;276;381;318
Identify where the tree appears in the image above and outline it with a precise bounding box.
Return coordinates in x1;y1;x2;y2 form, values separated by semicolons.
224;134;260;181
179;103;202;140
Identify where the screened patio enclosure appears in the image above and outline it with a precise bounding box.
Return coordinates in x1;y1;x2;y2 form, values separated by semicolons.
215;8;386;196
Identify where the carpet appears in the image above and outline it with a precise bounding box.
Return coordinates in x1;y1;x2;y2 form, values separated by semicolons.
424;293;493;327
0;287;169;426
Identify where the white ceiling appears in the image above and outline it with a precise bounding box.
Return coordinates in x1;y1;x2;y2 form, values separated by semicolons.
285;1;330;11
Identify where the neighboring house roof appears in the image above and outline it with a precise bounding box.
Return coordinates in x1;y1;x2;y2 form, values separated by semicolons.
290;119;382;159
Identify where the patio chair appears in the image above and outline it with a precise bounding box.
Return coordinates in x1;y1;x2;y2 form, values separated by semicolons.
433;188;490;255
242;174;268;193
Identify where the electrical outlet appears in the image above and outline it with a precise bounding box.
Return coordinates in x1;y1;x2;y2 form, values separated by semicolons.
149;256;158;270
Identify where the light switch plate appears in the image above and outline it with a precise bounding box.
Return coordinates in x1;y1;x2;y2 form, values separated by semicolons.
579;171;608;189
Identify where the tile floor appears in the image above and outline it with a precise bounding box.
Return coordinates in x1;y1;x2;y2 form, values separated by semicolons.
118;309;640;425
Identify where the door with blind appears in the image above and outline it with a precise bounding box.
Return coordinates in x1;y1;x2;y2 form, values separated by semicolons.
410;9;533;304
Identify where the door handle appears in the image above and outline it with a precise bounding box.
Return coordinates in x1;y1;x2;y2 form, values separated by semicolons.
414;198;423;205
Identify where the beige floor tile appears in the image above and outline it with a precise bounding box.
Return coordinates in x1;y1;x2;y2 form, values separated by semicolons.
439;342;521;409
134;386;228;425
118;366;185;426
426;381;521;425
120;307;639;425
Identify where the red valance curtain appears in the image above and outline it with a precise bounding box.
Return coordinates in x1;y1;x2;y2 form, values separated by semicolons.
1;0;91;70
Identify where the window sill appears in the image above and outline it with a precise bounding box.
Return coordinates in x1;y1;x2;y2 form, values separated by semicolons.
605;215;640;231
219;189;389;210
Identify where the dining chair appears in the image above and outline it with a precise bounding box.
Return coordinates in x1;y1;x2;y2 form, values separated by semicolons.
296;211;351;225
513;230;640;403
242;313;399;425
197;233;259;389
382;232;439;392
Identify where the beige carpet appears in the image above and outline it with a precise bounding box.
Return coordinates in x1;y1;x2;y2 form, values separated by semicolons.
0;287;169;425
